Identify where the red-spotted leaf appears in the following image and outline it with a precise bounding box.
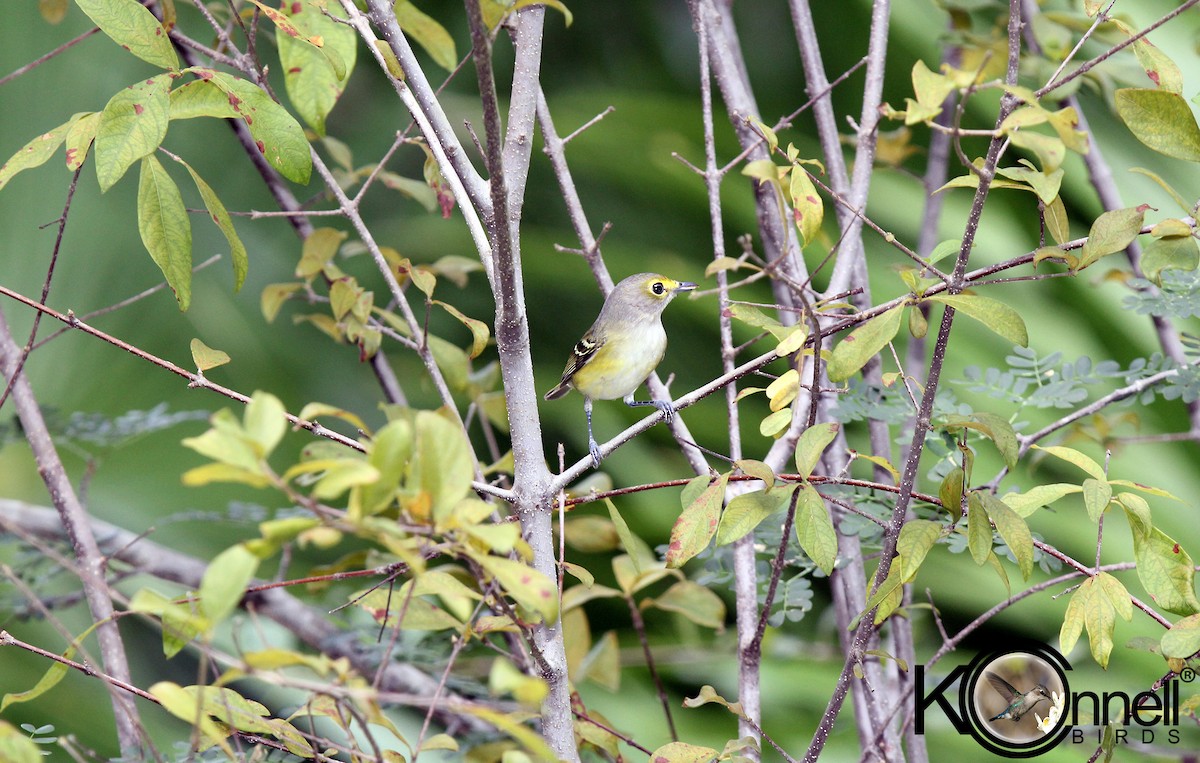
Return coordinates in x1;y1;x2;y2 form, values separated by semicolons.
96;74;172;191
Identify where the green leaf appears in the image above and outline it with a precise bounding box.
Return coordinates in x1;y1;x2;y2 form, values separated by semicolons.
606;499;653;571
412;411;473;525
1059;581;1085;656
356;418;412;516
1;643;73;711
296;227;347;278
169;79;240;120
1115;88;1200;161
940;411;1019;469
966;493;991;565
1082;478;1112;522
980;493;1033;579
489;658;548;707
911;60;954;109
1010;129;1066;173
768;369;796;410
1160;614;1200;659
1120;494;1200;616
998;482;1084;518
996;162;1063;204
277;0;357;136
667;472;729;568
1096;571;1134;622
795;484;836;574
1140;235;1199;285
293;458;379;500
1129;167;1194;215
150;683;234;754
648;581;726;630
759;407;792;438
648;742;722;763
137;155;192;310
190;338;230;371
1130;34;1183;94
0;116;78;192
0;720;44;763
434;300;490;359
1044;195;1071;244
244;391;287;456
96;74;172;191
896;519;941;580
1078;205;1148;269
472;553;558;622
258;516;320;544
716;487;785;546
734;458;775;485
794;422;840;478
682;685;745;716
1083;582;1117;669
859;562;905;627
925;294;1028;347
395;0;458;71
827;305;904;382
64;111;101;171
203;70;312;184
74;0;179;69
1035;444;1106;480
789;166;823;247
199;543;259;624
181;462;272;488
354;586;461;630
379;170;439;212
297;401;371;434
174;157;248;291
129;590;211;657
261;282;303;322
939;468;964;517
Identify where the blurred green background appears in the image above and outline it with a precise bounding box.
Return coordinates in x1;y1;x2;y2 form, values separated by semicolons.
2;0;1200;760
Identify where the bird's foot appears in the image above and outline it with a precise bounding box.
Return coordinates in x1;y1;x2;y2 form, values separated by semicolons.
650;399;676;422
588;437;602;469
624;395;677;422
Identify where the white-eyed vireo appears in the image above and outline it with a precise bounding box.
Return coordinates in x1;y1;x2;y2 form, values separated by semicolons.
544;272;696;467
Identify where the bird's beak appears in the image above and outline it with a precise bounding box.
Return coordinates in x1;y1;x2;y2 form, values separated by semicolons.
675;281;697;293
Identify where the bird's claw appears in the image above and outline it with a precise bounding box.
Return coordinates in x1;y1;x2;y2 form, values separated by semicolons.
588;438;602;469
654;399;676;422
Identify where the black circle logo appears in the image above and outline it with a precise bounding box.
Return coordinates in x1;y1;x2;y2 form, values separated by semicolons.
962;642;1072;757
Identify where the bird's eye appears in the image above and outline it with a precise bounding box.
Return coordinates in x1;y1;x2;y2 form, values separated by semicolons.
651;281;666;296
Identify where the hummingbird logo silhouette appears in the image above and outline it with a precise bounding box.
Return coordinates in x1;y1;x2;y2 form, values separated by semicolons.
985;672;1051;722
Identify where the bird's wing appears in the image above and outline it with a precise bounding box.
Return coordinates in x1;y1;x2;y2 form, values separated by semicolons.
986;672;1019;701
544;328;604;399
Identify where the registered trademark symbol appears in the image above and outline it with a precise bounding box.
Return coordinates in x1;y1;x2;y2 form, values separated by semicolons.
1180;668;1196;683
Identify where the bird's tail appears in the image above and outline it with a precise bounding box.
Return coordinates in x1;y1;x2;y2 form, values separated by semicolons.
544;381;570;401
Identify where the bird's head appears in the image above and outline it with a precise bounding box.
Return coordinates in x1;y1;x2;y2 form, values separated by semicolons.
610;273;697;316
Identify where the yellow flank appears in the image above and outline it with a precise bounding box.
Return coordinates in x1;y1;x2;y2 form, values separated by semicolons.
569;322;667;400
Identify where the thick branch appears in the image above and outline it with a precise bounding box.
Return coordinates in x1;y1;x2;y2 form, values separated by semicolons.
0;309;144;756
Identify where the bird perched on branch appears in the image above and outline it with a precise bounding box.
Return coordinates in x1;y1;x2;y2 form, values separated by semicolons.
545;272;696;468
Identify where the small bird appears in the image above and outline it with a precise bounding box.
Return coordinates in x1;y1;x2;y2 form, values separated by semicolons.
986;672;1051;723
544;273;696;468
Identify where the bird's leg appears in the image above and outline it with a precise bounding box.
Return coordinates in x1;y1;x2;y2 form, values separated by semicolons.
623;392;676;421
585;396;602;468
